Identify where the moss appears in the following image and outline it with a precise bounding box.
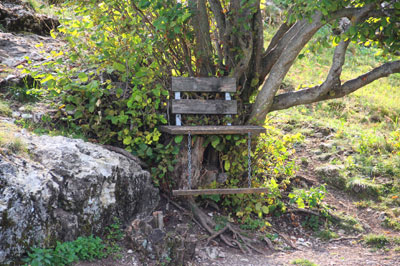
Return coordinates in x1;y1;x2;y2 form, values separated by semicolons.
1;210;16;229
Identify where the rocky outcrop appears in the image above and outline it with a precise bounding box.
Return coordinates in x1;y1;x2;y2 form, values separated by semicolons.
0;120;159;264
0;0;59;35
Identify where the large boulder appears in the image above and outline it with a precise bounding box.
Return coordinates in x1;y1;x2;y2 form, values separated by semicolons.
0;0;59;35
0;123;159;264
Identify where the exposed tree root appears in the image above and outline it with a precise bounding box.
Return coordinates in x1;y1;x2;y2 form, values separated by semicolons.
163;196;268;254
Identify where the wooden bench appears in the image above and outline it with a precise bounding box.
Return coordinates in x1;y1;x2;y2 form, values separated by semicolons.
159;77;267;196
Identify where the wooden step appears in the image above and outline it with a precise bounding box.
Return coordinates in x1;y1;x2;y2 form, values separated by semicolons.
159;125;266;135
172;187;269;196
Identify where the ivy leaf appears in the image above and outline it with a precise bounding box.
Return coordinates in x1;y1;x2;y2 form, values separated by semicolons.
174;135;183;144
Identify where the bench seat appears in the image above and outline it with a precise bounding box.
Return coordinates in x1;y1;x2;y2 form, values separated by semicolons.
159;125;266;135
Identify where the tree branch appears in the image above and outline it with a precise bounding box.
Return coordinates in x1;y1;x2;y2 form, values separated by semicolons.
269;60;400;111
250;3;377;123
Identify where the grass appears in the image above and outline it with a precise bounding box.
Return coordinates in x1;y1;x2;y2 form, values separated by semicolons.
265;23;400;227
0;121;26;155
291;258;318;266
0;100;12;116
363;234;390;249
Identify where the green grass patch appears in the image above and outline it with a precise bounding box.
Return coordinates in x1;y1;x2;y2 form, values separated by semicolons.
316;229;338;241
0;100;12;117
363;234;390;249
291;258;318;266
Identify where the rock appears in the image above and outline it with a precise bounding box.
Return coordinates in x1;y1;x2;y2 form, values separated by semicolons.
315;164;346;189
205;247;218;260
20;113;32;119
319;143;333;152
0;0;59;35
316;153;332;162
11;111;20;118
0;131;159;264
127;219;196;265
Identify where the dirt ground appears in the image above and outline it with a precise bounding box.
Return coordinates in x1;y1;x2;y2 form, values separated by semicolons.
74;129;400;266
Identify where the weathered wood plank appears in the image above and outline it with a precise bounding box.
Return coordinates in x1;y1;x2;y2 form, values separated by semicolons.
172;187;269;196
172;100;237;114
172;77;236;92
159;125;266;135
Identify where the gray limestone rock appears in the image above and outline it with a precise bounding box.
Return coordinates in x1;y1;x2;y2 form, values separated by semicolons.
0;132;159;264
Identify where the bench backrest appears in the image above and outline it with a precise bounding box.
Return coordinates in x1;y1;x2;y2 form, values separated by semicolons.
171;77;237;126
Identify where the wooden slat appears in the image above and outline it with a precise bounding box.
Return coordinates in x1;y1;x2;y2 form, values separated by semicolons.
159;125;266;135
172;99;237;114
173;188;269;196
172;77;236;92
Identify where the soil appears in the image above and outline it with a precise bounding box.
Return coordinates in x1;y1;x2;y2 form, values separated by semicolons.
73;127;400;266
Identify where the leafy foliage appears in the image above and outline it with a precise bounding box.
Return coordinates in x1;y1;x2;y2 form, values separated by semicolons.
23;0;193;186
23;236;106;266
23;219;123;266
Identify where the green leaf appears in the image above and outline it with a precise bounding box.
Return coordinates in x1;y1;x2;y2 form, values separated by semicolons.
174;135;183;144
224;160;230;171
211;136;220;148
262;205;269;214
78;72;88;82
113;62;126;72
123;136;132;145
296;198;305;209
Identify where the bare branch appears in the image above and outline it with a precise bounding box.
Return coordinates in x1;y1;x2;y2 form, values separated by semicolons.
269;60;400;111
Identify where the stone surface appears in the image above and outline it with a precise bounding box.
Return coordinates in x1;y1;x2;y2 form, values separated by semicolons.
0;124;159;264
0;0;59;35
127;218;196;265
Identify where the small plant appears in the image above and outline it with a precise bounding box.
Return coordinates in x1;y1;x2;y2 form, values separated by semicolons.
23;235;107;266
0;100;12;116
289;185;326;209
302;215;322;232
363;234;389;249
239;217;268;231
291;258;318;266
345;177;381;198
316;229;338;241
104;217;124;258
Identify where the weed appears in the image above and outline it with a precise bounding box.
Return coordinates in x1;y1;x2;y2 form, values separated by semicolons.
291;258;318;266
0;100;12;116
316;230;338;241
289;185;326;209
382;216;400;231
23;235;106;266
345;177;382;198
239;217;268;231
363;234;389;249
0;122;26;155
301;215;322;232
104;217;124;258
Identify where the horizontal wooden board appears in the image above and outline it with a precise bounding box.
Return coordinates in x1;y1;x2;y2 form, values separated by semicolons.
172;99;237;114
159;125;266;135
172;77;236;92
172;188;269;196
